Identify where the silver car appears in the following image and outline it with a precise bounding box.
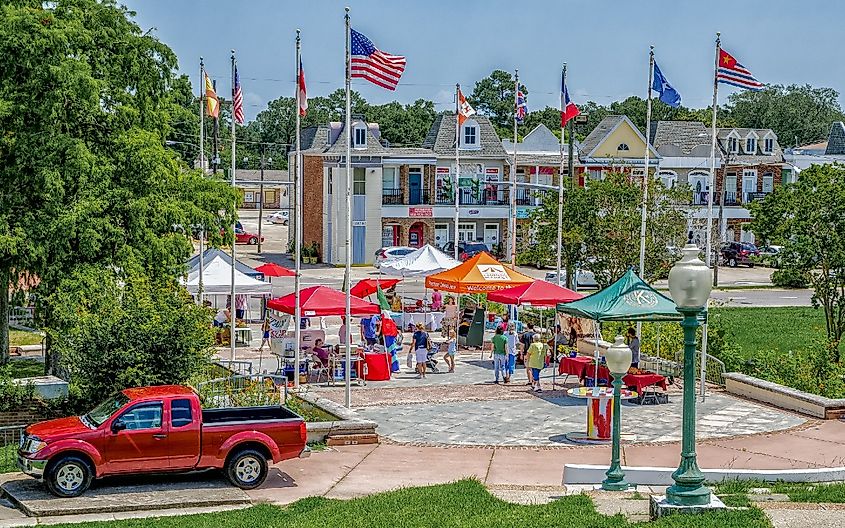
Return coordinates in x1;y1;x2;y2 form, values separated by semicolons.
544;269;599;289
374;246;416;268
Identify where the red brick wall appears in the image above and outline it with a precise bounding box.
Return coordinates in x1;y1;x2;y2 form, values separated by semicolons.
302;156;324;249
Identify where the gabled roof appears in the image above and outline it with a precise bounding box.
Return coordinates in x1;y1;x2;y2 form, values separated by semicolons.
324;120;391;155
717;128;784;164
825;122;845;155
650;121;712;157
579;115;658;161
502;123;562;153
423;114;508;158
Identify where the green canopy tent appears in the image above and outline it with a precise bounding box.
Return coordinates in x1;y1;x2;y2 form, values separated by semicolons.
556;269;682;386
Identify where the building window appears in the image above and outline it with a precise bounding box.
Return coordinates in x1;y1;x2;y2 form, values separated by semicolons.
382;167;398;190
353;168;366;195
746;137;756;153
458;223;475;243
764;137;774;153
728;137;738;153
762;172;774;193
463;124;477;147
353;125;367;148
658;170;677;189
327;173;333;195
588;168;603;181
617;143;630;151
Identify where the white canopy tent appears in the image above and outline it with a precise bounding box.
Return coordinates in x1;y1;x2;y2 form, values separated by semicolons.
183;255;273;295
379;244;460;278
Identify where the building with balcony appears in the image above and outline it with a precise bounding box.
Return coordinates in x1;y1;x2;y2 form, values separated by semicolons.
578;115;660;179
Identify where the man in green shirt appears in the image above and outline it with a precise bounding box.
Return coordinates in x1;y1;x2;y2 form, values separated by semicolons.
491;327;509;384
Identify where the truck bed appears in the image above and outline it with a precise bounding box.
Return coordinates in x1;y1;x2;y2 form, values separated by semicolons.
202;405;300;425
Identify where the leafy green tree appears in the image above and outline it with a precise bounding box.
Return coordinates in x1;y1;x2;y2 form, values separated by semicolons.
469;69;526;136
47;268;214;405
749;163;845;361
0;0;237;368
366;99;436;147
725;84;845;148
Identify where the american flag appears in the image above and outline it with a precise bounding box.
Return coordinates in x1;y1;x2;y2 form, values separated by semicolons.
516;90;527;124
351;28;406;91
233;66;245;124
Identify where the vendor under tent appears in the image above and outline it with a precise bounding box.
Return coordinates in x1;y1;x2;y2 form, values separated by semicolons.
183;255;273;296
350;278;401;299
487;279;583;306
255;262;296;277
379;244;460;278
424;252;534;293
556;268;681;387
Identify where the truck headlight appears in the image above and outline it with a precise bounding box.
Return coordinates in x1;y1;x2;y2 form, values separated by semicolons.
21;436;46;454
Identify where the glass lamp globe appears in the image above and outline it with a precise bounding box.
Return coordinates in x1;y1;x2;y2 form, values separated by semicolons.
605;336;632;374
668;244;713;309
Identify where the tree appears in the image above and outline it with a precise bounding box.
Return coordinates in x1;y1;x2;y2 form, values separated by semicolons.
366;99;436;147
469;70;526;136
0;0;238;368
725;84;845;148
47;268;214;406
749;163;845;361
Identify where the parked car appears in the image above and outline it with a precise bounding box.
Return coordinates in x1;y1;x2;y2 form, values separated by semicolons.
234;227;263;245
267;211;289;225
374;246;416;268
458;242;489;261
757;244;783;267
720;241;760;267
545;270;599;290
17;385;309;497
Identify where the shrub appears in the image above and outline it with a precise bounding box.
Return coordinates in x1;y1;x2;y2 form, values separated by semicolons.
772;268;809;288
0;365;36;412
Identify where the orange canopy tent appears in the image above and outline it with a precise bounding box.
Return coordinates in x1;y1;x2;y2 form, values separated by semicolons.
424;252;534;293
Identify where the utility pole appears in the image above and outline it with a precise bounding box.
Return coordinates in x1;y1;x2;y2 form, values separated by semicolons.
258;143;266;254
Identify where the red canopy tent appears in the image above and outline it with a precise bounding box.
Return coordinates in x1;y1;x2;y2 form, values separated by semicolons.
255;262;296;277
350;278;401;298
267;285;380;317
487;280;584;307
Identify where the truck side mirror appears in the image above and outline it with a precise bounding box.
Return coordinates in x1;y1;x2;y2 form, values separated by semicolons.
111;420;127;434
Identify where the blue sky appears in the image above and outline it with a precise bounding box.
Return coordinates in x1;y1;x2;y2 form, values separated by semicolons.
125;0;844;122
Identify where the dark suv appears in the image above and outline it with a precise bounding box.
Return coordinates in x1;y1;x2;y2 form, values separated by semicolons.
721;241;760;267
441;242;490;261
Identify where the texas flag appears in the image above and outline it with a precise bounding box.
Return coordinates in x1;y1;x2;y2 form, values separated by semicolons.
560;75;580;127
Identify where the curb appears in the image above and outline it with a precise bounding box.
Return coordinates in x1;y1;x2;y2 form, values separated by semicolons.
563;464;845;485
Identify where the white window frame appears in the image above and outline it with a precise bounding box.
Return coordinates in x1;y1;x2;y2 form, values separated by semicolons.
762;172;774;193
382;167;398;190
763;137;774;154
617;143;630;152
742;169;757;202
461;119;480;150
353;125;367;148
658;170;677;189
458;223;476;243
483;223;500;246
353;168;366;195
745;137;756;153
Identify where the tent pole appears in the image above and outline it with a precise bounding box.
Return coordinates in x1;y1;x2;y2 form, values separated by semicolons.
552;309;558;389
594;321;600;388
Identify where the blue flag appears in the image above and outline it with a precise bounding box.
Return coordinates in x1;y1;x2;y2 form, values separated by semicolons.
652;61;681;108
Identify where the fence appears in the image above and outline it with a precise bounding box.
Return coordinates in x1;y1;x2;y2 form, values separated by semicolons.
193;373;288;409
0;425;24;473
639;351;726;388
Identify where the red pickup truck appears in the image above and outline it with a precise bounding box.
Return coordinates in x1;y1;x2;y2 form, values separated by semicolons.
17;385;309;497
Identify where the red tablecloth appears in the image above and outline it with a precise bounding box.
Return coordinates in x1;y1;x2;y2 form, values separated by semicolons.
558;356;594;376
364;352;391;381
622;373;667;393
581;364;611;383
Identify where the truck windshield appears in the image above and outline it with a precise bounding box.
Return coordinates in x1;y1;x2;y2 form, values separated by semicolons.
84;393;130;427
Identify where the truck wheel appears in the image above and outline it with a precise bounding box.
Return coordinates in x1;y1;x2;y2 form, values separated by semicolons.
226;449;268;490
248;236;258;245
45;456;93;498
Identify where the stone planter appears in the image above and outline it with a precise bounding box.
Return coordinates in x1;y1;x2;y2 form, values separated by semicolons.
723;372;845;419
294;391;378;444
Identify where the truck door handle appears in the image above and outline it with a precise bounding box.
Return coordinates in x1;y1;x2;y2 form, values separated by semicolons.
153;434;167;439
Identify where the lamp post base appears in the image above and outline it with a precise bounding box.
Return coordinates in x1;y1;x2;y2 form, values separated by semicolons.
650;494;725;520
600;476;630;491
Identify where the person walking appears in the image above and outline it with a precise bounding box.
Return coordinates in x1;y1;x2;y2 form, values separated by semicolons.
258;317;271;351
410;323;430;379
506;322;518;382
491;327;508;384
525;334;548;392
443;328;457;373
520;323;536;385
626;327;640;369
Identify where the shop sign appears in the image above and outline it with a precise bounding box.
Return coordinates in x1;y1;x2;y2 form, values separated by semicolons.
408;207;433;218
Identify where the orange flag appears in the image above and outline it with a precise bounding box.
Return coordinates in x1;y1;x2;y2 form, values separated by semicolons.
457;88;475;126
204;72;219;118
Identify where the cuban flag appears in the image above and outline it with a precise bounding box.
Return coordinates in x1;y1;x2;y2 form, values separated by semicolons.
516;90;527;124
561;75;580;127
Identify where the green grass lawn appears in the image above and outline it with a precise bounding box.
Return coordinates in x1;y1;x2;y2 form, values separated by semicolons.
711;306;834;357
714;479;845;504
0;444;17;473
6;358;44;379
45;480;771;528
9;330;43;347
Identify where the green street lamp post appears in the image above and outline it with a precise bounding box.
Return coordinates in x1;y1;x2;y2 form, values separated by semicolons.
665;244;713;506
601;336;633;491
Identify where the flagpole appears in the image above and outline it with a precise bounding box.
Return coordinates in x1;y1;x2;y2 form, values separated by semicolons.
509;69;518;269
454;84;461;261
637;46;654;342
294;30;302;389
701;32;721;403
230;49;238;366
198;57;205;305
344;7;353;408
556;64;566;287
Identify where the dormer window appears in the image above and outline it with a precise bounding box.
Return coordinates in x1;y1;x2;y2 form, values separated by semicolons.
746;137;756;153
353;125;367;148
764;137;774;154
728;137;738;153
461;119;480;150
